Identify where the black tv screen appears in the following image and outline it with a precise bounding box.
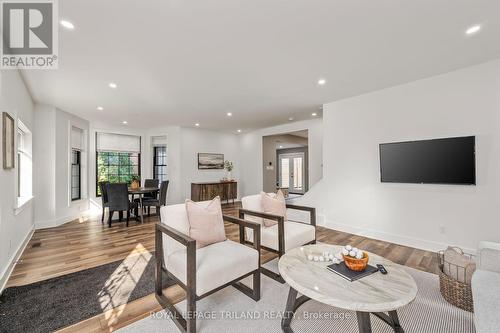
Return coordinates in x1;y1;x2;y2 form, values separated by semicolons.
379;136;475;185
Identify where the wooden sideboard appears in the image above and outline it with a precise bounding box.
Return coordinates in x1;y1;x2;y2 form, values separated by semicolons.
191;181;237;203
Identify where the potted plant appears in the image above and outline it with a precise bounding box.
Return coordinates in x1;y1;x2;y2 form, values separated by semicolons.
224;160;234;181
131;175;141;189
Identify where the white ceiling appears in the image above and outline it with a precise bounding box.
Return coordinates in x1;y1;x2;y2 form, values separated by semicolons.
21;0;500;131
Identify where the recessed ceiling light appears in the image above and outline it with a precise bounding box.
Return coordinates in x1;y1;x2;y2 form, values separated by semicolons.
122;121;128;124
465;24;481;36
279;145;283;148
288;117;294;121
109;82;118;89
227;112;233;117
237;129;242;133
312;112;318;117
195;123;200;127
97;106;104;111
317;78;326;86
60;20;75;30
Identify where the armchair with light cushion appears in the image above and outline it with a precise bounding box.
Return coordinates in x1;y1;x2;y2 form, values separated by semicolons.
156;202;261;333
471;241;500;333
239;193;316;283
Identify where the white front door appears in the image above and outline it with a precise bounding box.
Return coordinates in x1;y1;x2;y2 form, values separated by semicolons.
278;152;305;194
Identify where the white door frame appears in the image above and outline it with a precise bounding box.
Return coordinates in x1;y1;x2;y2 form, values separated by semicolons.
278;152;306;194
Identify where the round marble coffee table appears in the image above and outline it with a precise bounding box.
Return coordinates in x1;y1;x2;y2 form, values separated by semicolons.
278;244;418;333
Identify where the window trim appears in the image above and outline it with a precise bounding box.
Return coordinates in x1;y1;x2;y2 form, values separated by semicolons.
153;146;167;182
15;119;33;213
68;124;89;206
71;149;81;201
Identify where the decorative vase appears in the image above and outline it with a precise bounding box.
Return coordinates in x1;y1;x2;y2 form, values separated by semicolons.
131;180;140;189
226;171;232;181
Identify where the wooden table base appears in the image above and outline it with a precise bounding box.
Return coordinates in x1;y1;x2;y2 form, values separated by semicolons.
281;286;405;333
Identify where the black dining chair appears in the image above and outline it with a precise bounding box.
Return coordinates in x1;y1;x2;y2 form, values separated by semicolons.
141;180;169;217
144;179;159;198
98;181;110;223
134;179;159;215
106;183;138;227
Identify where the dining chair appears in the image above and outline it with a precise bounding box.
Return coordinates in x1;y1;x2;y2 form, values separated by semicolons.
98;181;110;223
141;180;169;217
106;183;139;227
144;179;159;198
134;179;159;215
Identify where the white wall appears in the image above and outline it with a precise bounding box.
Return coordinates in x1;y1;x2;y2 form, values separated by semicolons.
54;109;89;223
33;105;56;224
88;125;241;206
34;106;90;229
302;59;500;252
0;70;35;290
239;118;323;197
180;127;241;200
143;126;182;204
143;126;241;204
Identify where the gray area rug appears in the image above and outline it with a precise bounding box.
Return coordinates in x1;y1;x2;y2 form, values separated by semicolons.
0;252;173;333
118;260;475;333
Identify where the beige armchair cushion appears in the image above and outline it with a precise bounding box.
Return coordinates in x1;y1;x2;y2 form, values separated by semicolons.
160;203;191;257
245;221;315;252
241;194;264;225
241;193;315;252
185;196;226;249
477;241;500;273
166;240;259;296
261;190;287;227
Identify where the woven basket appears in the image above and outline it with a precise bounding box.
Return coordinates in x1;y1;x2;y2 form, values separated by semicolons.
437;248;474;312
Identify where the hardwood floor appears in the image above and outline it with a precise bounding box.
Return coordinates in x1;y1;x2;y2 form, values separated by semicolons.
6;203;438;332
6;216;156;287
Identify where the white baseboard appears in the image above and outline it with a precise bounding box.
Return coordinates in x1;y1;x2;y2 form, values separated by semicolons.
0;226;34;293
34;212;85;229
320;214;475;254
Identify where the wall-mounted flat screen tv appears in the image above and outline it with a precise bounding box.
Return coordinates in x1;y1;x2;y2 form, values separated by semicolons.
379;136;475;185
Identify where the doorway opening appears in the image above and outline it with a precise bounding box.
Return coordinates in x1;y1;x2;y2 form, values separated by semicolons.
262;130;308;198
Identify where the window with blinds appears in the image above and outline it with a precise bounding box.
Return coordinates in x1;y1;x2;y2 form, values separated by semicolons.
96;132;141;196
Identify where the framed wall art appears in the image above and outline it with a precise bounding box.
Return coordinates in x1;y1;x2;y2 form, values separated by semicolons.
3;112;15;169
198;153;224;169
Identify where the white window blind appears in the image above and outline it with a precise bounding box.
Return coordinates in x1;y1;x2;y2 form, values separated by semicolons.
71;126;84;150
151;135;167;146
96;132;141;153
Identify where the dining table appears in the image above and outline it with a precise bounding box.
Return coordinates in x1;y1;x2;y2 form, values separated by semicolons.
128;187;159;224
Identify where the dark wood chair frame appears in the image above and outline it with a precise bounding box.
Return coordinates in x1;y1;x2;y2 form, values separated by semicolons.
238;203;316;283
155;215;261;333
